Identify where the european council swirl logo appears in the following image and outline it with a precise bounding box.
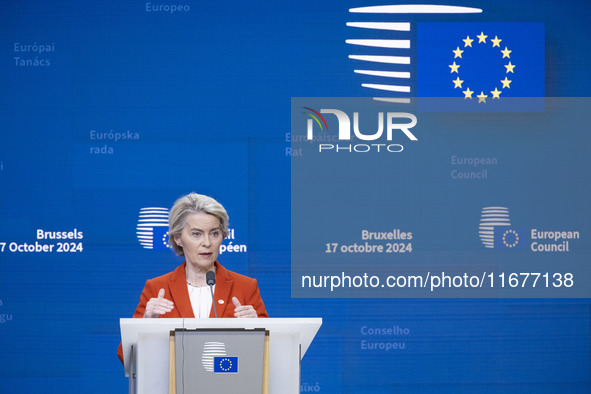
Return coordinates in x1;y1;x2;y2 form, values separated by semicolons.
347;4;482;103
478;206;525;249
346;5;544;111
136;207;170;250
202;341;227;372
479;206;510;248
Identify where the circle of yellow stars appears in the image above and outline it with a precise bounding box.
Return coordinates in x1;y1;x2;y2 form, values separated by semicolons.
449;32;515;103
218;357;234;371
501;229;519;248
162;230;171;248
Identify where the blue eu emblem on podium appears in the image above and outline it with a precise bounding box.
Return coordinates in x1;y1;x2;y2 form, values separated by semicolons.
213;357;238;373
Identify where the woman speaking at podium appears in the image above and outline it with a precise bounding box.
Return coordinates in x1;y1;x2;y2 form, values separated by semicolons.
117;192;268;363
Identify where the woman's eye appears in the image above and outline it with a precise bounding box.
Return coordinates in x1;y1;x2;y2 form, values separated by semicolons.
211;231;220;237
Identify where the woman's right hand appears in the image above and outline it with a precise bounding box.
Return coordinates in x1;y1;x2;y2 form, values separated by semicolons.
143;288;174;318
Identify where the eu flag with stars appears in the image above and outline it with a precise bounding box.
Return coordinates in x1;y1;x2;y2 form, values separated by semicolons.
152;226;169;251
213;356;238;373
417;23;544;111
494;227;527;250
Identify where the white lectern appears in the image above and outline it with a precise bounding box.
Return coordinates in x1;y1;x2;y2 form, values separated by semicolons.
120;318;322;394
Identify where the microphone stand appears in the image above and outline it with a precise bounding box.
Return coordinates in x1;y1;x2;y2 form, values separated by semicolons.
206;271;217;318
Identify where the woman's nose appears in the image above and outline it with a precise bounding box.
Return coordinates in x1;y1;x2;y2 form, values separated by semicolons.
202;234;211;247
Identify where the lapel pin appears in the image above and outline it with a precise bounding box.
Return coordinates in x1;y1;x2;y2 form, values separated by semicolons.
218;300;224;304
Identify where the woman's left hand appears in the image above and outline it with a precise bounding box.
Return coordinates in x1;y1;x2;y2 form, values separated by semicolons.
232;296;258;318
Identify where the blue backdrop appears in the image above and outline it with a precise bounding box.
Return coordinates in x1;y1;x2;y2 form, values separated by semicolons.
0;1;589;393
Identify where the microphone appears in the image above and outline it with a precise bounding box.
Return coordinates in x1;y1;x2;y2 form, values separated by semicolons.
206;271;217;318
